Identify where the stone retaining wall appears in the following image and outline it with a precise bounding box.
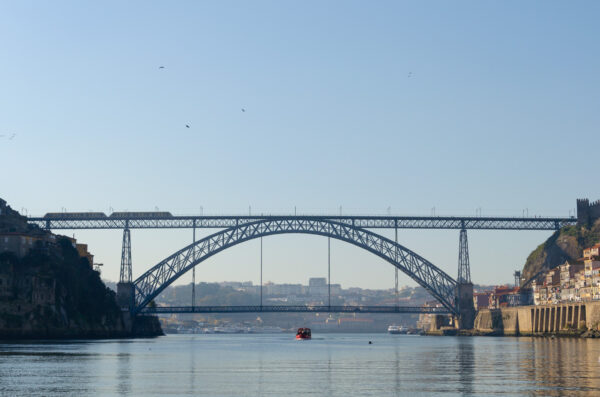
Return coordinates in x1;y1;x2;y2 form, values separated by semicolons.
474;302;600;336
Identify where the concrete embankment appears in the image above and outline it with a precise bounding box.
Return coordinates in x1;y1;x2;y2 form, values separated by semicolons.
473;302;600;337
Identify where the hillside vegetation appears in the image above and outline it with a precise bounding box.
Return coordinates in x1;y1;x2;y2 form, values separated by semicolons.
522;219;600;285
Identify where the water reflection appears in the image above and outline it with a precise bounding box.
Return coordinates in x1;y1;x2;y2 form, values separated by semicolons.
521;338;600;396
116;343;131;395
188;336;196;395
0;335;599;396
457;337;474;396
394;342;401;395
256;341;264;397
0;340;95;395
325;348;333;397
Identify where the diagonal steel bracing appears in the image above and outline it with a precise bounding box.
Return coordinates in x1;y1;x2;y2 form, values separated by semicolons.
132;219;458;314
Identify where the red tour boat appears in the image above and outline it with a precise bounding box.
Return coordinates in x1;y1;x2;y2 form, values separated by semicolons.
295;328;311;340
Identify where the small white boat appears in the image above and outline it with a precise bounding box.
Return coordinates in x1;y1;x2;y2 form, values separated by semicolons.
387;325;408;334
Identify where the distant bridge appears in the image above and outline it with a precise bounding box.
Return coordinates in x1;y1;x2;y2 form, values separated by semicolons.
140;305;451;314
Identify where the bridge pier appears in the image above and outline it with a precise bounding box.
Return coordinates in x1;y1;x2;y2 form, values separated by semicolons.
456;282;475;329
117;282;135;311
117;282;135;332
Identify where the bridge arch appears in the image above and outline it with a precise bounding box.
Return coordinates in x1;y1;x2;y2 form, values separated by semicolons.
133;218;458;314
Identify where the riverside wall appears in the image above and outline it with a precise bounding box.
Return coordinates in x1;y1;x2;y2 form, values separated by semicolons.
474;302;600;336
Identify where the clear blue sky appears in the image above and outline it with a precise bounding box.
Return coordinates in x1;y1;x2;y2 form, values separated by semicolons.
1;1;599;289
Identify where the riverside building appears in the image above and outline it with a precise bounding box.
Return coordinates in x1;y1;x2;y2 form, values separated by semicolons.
533;243;600;305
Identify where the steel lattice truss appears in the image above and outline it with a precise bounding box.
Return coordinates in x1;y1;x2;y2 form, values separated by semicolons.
139;305;451;314
133;219;458;314
457;229;471;283
120;228;132;283
27;214;575;230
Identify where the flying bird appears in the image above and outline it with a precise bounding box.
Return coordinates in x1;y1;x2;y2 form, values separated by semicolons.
159;66;165;69
8;133;16;140
185;124;190;128
408;72;413;78
241;108;246;112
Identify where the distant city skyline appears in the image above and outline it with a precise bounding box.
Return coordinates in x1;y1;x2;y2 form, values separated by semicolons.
2;1;599;288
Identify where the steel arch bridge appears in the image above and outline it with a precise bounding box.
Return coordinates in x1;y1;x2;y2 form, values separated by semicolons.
132;218;458;315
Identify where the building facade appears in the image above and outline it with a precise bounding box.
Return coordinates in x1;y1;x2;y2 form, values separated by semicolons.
533;243;600;305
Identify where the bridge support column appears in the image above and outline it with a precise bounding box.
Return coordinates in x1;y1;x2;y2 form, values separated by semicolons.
120;226;132;284
457;228;471;284
456;227;474;329
117;225;135;329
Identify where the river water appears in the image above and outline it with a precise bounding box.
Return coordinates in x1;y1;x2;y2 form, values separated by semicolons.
1;334;599;396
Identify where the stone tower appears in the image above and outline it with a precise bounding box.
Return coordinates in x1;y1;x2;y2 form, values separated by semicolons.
577;198;600;226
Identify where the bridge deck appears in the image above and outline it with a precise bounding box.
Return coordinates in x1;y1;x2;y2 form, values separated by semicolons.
28;214;575;230
139;305;451;314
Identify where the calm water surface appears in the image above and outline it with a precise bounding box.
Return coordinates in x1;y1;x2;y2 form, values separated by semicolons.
1;334;599;396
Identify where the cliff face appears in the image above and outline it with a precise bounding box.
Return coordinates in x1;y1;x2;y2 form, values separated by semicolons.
522;219;600;285
0;198;29;233
0;238;128;338
0;199;162;339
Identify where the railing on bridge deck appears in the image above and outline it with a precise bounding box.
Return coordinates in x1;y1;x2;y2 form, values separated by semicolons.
139;305;451;314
